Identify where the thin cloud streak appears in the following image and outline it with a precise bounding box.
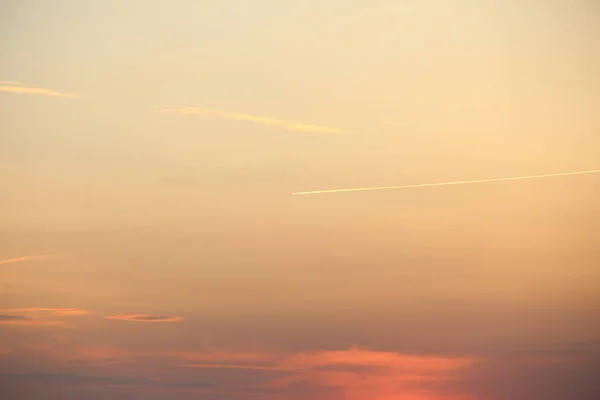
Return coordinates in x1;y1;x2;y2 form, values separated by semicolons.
104;314;183;323
1;308;89;316
0;315;64;326
292;169;600;195
176;363;298;371
0;81;80;99
0;255;52;266
160;107;343;133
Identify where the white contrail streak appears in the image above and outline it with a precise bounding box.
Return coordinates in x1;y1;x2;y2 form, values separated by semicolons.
292;169;600;196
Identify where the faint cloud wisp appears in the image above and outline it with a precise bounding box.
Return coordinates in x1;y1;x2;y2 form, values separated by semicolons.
160;107;343;134
0;255;53;266
1;308;90;316
0;315;64;326
104;314;183;323
0;81;80;99
0;308;89;327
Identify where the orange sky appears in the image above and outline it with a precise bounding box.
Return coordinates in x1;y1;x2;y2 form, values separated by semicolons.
1;1;599;399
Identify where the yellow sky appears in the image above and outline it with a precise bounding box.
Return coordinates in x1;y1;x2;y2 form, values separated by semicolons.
1;1;598;399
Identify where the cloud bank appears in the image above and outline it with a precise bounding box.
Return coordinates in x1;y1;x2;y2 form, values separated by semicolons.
160;107;342;133
175;347;476;399
0;344;476;399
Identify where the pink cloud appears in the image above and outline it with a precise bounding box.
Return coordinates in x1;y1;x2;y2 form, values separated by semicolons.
104;314;183;323
0;343;477;399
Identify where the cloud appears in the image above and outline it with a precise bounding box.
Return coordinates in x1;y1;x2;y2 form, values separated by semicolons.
0;308;88;328
0;315;63;326
287;347;474;372
0;81;80;99
176;363;295;371
174;347;476;399
175;346;473;372
0;315;30;321
160;107;343;133
104;314;183;323
4;342;599;400
264;348;475;399
0;344;477;399
0;372;216;389
0;255;53;266
1;308;89;317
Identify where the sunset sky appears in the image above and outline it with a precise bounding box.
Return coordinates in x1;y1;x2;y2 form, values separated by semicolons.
1;1;599;399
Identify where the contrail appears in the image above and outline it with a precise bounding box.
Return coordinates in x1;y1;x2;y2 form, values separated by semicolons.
292;169;600;196
0;255;52;265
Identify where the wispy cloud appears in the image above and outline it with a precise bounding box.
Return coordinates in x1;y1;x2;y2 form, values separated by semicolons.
104;314;183;323
0;308;88;328
286;347;474;372
160;107;342;134
0;315;63;326
1;308;89;317
175;347;476;399
0;81;80;99
0;344;477;399
266;348;476;399
177;363;295;371
4;342;598;400
0;255;53;266
0;372;216;390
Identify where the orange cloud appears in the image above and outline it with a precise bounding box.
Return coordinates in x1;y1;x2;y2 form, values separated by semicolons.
0;255;52;266
176;363;296;371
261;348;475;399
104;314;183;323
160;106;343;133
0;81;80;99
173;350;276;363
0;308;88;328
0;344;478;399
172;347;476;399
1;308;89;316
174;347;473;372
0;315;63;326
287;347;473;372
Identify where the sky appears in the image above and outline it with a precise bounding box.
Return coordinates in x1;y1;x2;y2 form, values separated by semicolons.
1;1;599;399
